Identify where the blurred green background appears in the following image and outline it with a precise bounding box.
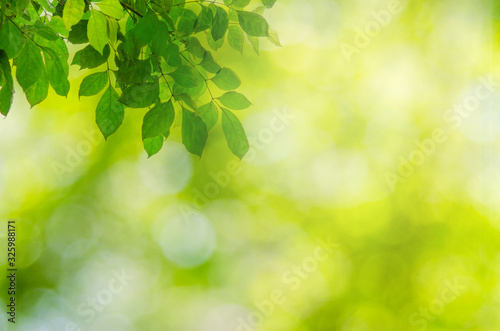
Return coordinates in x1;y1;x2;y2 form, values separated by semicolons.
1;0;500;330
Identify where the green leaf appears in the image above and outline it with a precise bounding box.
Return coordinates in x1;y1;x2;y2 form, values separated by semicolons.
133;10;158;48
88;10;108;54
177;9;197;35
207;31;224;51
211;67;241;90
150;21;170;55
211;6;228;41
162;43;181;67
143;136;164;157
186;37;205;59
232;0;251;7
227;25;244;53
262;0;277;8
221;108;249;159
267;29;281;46
174;93;197;111
43;48;70;96
142;100;175;140
194;5;213;33
115;59;151;85
169;65;201;88
247;35;259;54
16;39;43;91
199;52;221;74
199;101;218;130
68;19;89;44
72;44;110;69
25;69;49;108
48;16;69;37
237;11;269;37
79;71;108;97
63;0;85;29
33;21;59;41
96;85;125;139
0;51;14;116
118;81;159;108
217;91;251;110
0;21;26;59
182;108;208;157
98;0;124;19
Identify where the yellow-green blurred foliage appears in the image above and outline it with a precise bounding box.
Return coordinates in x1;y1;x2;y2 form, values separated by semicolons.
1;0;500;330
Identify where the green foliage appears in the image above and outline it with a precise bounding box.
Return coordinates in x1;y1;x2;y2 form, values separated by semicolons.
0;0;277;158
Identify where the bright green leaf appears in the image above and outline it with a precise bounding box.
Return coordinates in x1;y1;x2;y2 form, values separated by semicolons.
48;16;69;37
218;91;251;110
143;136;164;157
79;71;108;97
232;0;251;7
228;25;244;53
63;0;85;29
43;48;70;96
221;107;249;159
211;6;228;41
237;10;269;37
96;85;125;139
142;100;175;140
199;101;218;130
262;0;277;8
182;108;208;157
211;67;241;90
0;51;13;116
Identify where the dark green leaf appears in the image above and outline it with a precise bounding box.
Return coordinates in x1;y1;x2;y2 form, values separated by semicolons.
79;71;108;97
118;81;159;108
199;101;218;130
211;6;228;41
150;21;170;55
162;43;181;67
177;9;197;35
96;85;125;139
194;5;213;33
237;11;269;37
217;91;251;110
16;39;43;91
133;10;158;48
199;52;221;74
169;65;201;88
68;20;89;44
72;44;110;69
221;107;249;159
211;67;240;90
0;21;26;59
142;100;175;140
182;108;208;157
0;51;14;116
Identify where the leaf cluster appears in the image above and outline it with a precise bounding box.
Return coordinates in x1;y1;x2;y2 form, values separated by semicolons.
0;0;278;158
